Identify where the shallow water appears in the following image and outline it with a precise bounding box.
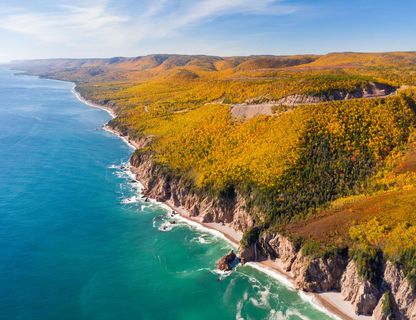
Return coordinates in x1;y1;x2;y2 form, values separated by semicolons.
0;68;334;320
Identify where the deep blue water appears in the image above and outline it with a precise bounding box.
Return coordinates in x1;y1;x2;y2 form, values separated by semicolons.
0;68;333;320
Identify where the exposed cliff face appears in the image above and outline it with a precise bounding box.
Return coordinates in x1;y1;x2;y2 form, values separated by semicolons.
128;142;414;319
382;262;416;319
231;82;396;120
294;254;348;292
129;150;254;232
238;231;416;319
373;296;393;320
239;232;348;292
340;261;381;315
275;81;395;106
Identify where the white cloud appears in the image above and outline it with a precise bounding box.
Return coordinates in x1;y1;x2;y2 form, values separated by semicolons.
0;3;128;46
0;0;298;57
139;0;297;39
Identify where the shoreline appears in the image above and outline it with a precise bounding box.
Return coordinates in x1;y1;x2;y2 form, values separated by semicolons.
72;84;368;320
71;84;117;119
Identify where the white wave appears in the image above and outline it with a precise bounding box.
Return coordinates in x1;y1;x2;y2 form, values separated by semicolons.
197;236;213;244
102;125;136;150
130;181;142;190
169;213;238;248
125;170;137;181
236;299;244;320
244;262;340;319
152;215;165;227
140;203;153;212
285;308;311;320
245;262;295;289
235;291;249;320
246;274;262;286
191;234;214;245
175;267;211;275
250;284;271;308
211;268;232;280
267;310;286;320
114;171;128;179
158;221;174;232
298;292;341;320
121;195;139;204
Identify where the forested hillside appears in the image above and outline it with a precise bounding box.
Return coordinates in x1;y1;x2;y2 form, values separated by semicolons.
11;52;416;293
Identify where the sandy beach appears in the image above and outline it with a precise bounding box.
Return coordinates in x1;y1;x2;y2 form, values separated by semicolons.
74;86;371;320
163;202;243;245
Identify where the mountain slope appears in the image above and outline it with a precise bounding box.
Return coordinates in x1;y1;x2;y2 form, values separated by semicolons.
10;52;416;319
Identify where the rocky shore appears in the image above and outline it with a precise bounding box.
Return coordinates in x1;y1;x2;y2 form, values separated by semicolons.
74;86;414;320
128;145;415;320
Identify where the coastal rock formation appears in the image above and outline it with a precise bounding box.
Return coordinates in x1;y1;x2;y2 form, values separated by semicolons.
238;243;259;264
128;142;414;319
373;292;396;320
260;233;298;271
340;261;381;315
129;150;254;232
382;261;416;319
293;254;348;292
239;232;348;292
216;250;239;271
238;232;299;266
237;231;416;318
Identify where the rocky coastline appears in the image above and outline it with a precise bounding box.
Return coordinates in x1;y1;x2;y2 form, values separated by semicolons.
125;131;415;320
76;84;415;320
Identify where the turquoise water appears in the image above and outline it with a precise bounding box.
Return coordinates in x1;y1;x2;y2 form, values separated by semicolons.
0;68;333;320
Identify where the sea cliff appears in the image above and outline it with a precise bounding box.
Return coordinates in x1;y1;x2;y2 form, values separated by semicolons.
73;79;414;319
125;138;415;320
10;53;416;320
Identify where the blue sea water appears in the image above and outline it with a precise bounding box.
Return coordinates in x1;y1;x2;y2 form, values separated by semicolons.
0;68;333;320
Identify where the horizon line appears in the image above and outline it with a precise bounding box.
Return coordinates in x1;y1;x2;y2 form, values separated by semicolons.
5;50;416;64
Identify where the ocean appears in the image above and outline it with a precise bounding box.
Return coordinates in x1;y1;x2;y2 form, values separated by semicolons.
0;68;333;320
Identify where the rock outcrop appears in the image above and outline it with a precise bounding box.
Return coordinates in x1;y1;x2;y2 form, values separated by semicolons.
382;262;416;319
238;231;416;318
128;141;414;319
216;250;239;271
275;82;395;106
130;150;255;232
260;232;298;270
239;232;348;292
340;261;381;315
231;82;396;120
373;291;397;320
294;254;348;292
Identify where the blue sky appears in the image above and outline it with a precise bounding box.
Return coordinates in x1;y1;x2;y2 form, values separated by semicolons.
0;0;415;62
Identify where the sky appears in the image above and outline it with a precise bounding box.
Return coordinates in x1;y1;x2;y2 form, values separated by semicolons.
0;0;415;62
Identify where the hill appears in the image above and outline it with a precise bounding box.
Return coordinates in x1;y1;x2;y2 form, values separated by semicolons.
10;52;416;318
